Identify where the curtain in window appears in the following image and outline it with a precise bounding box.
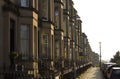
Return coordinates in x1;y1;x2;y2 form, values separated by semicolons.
20;25;29;59
42;34;48;58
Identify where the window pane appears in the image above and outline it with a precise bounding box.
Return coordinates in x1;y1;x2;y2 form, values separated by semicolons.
42;34;48;44
20;25;29;39
20;25;29;59
42;34;48;57
21;0;29;7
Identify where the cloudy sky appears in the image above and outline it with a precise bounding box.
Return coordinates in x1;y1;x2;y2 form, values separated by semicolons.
73;0;120;61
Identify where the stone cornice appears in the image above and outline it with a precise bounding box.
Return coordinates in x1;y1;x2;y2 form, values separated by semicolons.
3;0;20;16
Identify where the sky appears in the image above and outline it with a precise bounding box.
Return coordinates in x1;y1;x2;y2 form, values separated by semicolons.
73;0;120;61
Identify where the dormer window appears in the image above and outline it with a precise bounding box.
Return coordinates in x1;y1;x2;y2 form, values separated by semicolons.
21;0;29;7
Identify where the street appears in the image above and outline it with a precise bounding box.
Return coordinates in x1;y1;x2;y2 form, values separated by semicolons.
77;67;105;79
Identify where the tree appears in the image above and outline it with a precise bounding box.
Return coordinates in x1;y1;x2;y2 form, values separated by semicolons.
110;51;120;65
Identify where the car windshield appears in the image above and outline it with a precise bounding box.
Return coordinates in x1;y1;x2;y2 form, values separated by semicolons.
113;70;120;75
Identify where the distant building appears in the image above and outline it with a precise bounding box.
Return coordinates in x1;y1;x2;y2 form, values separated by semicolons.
92;52;99;66
82;33;93;64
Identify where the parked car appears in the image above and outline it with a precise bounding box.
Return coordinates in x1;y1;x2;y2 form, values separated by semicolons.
106;64;120;79
109;67;120;79
101;62;116;77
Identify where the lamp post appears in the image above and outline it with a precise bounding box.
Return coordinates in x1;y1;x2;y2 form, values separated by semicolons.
99;42;101;68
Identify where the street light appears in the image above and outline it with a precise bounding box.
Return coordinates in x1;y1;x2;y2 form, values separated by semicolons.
99;42;101;68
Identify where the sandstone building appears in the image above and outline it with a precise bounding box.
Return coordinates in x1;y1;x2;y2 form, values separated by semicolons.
0;0;96;79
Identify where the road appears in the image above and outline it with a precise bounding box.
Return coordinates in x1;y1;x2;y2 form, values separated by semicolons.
76;67;105;79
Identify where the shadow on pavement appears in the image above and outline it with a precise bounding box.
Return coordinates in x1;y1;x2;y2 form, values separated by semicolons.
77;67;105;79
92;67;105;79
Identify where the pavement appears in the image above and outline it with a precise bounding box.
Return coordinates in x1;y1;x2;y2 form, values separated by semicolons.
76;67;105;79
